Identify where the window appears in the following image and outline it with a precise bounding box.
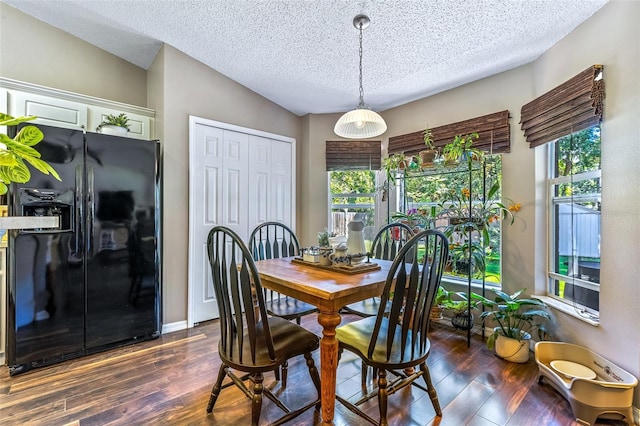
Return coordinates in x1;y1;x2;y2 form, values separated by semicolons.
329;170;377;243
547;126;601;315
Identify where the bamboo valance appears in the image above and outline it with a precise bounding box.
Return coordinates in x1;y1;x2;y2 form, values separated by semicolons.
388;110;510;157
520;65;604;148
325;140;381;171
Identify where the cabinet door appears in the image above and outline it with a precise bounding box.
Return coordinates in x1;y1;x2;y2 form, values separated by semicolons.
9;91;88;130
90;106;153;140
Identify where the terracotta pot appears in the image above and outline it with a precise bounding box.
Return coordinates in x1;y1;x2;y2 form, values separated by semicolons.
419;149;438;168
430;305;444;321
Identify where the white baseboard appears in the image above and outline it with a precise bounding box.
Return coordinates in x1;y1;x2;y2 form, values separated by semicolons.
162;320;188;334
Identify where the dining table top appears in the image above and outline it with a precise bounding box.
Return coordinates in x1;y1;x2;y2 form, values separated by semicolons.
253;256;393;312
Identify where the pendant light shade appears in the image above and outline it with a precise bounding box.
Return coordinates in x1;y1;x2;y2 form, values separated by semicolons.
334;108;387;139
334;14;387;139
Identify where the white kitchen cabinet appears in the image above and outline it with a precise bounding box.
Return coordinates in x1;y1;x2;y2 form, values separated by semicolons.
8;91;88;130
0;77;154;140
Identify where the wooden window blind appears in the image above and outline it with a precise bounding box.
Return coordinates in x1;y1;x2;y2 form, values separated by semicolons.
520;65;604;148
325;140;381;171
388;110;510;157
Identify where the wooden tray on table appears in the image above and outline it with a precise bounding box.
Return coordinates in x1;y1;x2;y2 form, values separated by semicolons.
291;257;380;275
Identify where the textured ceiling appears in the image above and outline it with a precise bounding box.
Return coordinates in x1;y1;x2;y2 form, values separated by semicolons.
3;0;608;116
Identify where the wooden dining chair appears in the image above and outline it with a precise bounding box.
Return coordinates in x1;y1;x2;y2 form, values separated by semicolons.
342;222;415;317
248;221;318;386
335;229;449;426
205;226;321;426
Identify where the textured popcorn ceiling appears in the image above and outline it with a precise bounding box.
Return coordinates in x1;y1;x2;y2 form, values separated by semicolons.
3;0;608;116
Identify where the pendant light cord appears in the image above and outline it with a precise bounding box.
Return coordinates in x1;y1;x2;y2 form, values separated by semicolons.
358;20;365;108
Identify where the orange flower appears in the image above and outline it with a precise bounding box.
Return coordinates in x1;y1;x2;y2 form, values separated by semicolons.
508;203;521;212
461;188;470;198
488;215;498;223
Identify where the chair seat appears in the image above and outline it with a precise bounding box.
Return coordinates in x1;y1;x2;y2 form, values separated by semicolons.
265;298;319;320
342;297;391;317
336;316;431;370
220;316;320;372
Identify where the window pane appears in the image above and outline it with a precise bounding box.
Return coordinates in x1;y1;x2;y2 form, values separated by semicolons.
329;170;376;242
548;126;600;312
553;127;601;177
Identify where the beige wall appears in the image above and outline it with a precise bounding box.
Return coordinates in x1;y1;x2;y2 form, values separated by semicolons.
0;4;147;106
148;45;302;324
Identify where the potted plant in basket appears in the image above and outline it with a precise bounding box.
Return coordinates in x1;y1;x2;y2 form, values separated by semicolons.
442;291;482;330
418;127;438;168
476;288;550;363
97;113;130;136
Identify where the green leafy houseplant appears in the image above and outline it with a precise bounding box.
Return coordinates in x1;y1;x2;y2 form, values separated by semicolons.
442;291;481;314
442;133;483;165
0;113;61;194
419;127;438;168
383;152;410;183
98;113;130;131
476;288;550;349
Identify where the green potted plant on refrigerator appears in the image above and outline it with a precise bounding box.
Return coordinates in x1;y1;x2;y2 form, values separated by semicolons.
97;113;130;136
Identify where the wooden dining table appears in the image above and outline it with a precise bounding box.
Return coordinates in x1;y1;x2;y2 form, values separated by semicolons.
253;256;393;425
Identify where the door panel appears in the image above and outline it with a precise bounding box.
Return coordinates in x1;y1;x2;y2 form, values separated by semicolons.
8;125;85;367
191;124;224;323
84;133;159;349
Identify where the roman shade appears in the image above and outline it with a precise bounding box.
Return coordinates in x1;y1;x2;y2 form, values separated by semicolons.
388;110;510;156
325;140;381;171
520;65;604;148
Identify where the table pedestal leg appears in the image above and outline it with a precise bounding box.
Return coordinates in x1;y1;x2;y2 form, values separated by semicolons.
318;311;342;426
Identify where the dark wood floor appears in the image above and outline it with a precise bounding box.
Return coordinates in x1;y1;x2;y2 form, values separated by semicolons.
0;314;631;426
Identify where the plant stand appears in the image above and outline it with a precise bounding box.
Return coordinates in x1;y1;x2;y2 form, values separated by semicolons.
393;159;488;347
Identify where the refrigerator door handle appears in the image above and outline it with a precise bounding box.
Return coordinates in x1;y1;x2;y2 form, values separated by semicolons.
75;164;83;253
87;166;95;256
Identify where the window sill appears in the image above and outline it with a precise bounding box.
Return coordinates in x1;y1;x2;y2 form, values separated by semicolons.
532;295;600;327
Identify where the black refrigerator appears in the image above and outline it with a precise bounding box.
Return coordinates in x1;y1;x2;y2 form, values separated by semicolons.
6;123;161;375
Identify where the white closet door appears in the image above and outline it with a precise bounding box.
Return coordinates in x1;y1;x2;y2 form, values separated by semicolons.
248;135;272;231
270;139;292;226
190;123;224;323
248;136;293;231
189;117;294;326
190;125;249;323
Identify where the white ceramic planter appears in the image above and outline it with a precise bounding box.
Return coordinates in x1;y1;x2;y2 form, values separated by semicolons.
99;125;128;137
495;331;531;363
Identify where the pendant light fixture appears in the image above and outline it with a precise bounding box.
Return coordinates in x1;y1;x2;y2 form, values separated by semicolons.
334;14;387;139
